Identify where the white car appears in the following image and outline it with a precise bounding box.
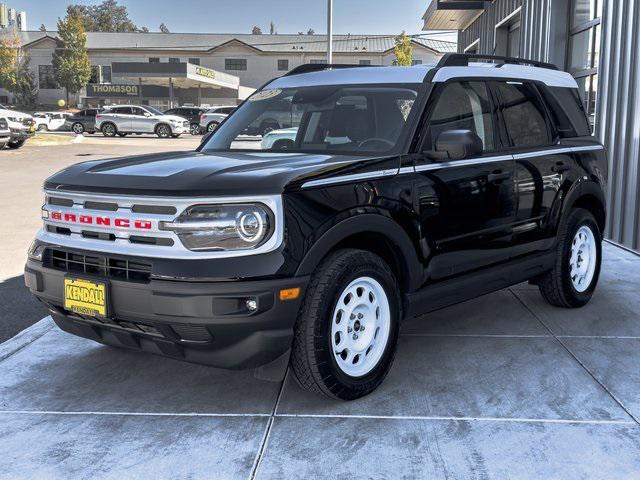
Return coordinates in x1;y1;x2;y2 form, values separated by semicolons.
0;116;10;148
95;105;190;138
261;127;298;150
199;105;236;133
33;112;72;131
0;105;35;149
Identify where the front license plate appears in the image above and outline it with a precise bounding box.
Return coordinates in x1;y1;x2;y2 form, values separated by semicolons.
64;277;108;317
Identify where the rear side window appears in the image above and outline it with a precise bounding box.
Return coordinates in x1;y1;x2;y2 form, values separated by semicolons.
111;107;132;114
426;81;495;151
494;82;552;148
538;86;591;137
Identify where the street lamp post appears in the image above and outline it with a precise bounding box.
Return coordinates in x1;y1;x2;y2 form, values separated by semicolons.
327;0;333;64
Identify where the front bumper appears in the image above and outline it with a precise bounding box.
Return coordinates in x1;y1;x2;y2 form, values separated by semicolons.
10;127;35;142
24;257;308;369
171;124;188;134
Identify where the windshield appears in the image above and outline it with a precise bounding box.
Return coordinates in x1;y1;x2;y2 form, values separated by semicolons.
145;106;164;116
202;84;423;155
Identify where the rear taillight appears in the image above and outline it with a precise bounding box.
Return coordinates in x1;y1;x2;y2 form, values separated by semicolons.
200;114;205;121
96;114;101;120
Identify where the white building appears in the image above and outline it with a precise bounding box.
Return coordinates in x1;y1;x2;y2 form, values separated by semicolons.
0;31;456;109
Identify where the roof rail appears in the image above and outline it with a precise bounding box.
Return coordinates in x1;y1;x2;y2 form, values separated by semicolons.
284;63;380;77
436;53;558;71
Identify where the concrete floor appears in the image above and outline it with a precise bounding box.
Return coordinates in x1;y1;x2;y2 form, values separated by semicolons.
0;242;638;479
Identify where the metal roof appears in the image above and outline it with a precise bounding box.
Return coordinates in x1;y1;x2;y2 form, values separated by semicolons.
10;31;457;54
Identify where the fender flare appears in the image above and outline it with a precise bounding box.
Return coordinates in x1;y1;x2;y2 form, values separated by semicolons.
557;179;606;232
295;214;423;292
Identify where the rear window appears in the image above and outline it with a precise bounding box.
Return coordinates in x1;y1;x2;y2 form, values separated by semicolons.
539;86;591;137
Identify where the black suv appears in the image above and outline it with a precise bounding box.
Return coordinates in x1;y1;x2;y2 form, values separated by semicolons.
25;55;607;400
164;106;207;135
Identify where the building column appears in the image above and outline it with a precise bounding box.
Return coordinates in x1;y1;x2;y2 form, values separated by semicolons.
169;78;174;108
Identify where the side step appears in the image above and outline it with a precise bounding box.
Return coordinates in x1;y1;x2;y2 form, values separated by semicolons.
405;252;555;318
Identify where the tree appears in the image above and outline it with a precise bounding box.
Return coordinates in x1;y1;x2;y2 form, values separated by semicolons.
39;24;47;32
0;35;19;93
252;25;262;35
159;23;170;33
52;13;92;106
66;0;138;32
14;53;38;109
139;26;149;33
307;28;315;35
394;31;413;66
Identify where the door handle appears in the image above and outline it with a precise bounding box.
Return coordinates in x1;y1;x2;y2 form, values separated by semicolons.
552;162;571;173
487;170;512;183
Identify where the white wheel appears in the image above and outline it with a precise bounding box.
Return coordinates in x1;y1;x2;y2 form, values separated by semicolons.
570;225;597;293
331;276;391;377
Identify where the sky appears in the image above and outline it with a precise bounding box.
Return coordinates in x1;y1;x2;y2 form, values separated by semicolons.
7;0;456;40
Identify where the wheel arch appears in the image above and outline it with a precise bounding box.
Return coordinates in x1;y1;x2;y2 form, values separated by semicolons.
295;214;423;293
562;181;606;234
155;122;172;134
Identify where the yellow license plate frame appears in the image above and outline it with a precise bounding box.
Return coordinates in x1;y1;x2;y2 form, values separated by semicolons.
64;277;108;317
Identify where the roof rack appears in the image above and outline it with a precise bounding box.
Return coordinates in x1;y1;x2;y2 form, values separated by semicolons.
284;63;380;77
436;53;558;71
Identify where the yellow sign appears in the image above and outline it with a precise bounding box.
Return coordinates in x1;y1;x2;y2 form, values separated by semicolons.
64;278;107;317
194;66;216;80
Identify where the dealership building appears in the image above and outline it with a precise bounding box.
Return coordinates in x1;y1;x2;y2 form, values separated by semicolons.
423;0;640;253
0;31;455;109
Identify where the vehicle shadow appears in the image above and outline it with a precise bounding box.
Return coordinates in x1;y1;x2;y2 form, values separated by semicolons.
0;275;48;343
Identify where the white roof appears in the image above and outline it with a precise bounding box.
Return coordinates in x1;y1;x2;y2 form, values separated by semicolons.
432;63;578;88
266;62;578;89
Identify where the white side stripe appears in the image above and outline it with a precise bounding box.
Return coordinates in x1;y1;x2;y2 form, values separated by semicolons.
301;145;604;187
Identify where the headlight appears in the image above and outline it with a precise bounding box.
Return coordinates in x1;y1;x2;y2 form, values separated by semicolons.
159;203;274;251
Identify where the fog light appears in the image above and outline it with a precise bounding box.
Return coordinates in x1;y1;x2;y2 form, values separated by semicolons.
27;241;46;261
246;298;258;312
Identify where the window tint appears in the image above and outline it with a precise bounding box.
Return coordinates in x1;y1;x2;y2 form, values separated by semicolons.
494;82;551;148
165;109;176;115
131;107;146;116
111;107;132;114
426;81;494;151
77;110;87;116
539;86;591;137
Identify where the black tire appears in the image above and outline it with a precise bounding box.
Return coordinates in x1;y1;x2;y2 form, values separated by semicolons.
537;208;602;308
290;249;401;400
171;134;181;138
156;124;171;138
206;121;219;133
0;142;7;149
189;123;200;135
72;122;85;134
7;139;26;149
101;123;117;137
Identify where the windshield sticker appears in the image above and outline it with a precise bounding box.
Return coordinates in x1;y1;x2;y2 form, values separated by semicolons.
248;89;282;102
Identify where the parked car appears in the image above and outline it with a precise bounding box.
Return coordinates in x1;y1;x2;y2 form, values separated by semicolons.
66;108;103;135
25;55;607;400
0;116;10;149
261;127;298;150
0;104;35;149
95;105;190;138
33;112;72;131
199;105;236;133
164;106;207;135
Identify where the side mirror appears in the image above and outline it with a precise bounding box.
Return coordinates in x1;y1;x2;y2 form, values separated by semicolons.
431;129;483;161
144;112;152;117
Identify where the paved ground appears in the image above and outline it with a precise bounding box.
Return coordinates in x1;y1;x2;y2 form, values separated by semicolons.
0;242;638;479
2;136;640;478
0;135;201;342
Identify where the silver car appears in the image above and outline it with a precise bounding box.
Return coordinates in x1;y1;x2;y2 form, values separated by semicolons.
95;105;190;138
199;106;236;133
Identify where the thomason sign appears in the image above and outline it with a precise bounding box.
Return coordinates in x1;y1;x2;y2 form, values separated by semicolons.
86;84;139;97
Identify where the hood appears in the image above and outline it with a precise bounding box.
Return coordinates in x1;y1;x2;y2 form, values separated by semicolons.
0;108;32;121
44;150;397;197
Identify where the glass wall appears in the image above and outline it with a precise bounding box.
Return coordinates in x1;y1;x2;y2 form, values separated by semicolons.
568;0;602;128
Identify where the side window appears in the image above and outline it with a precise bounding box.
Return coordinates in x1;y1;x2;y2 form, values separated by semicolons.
77;110;87;116
131;107;146;116
538;86;591;137
426;81;495;152
494;82;552;148
165;109;176;115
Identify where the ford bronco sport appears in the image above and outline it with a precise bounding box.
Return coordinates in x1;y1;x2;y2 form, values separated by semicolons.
25;54;607;400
